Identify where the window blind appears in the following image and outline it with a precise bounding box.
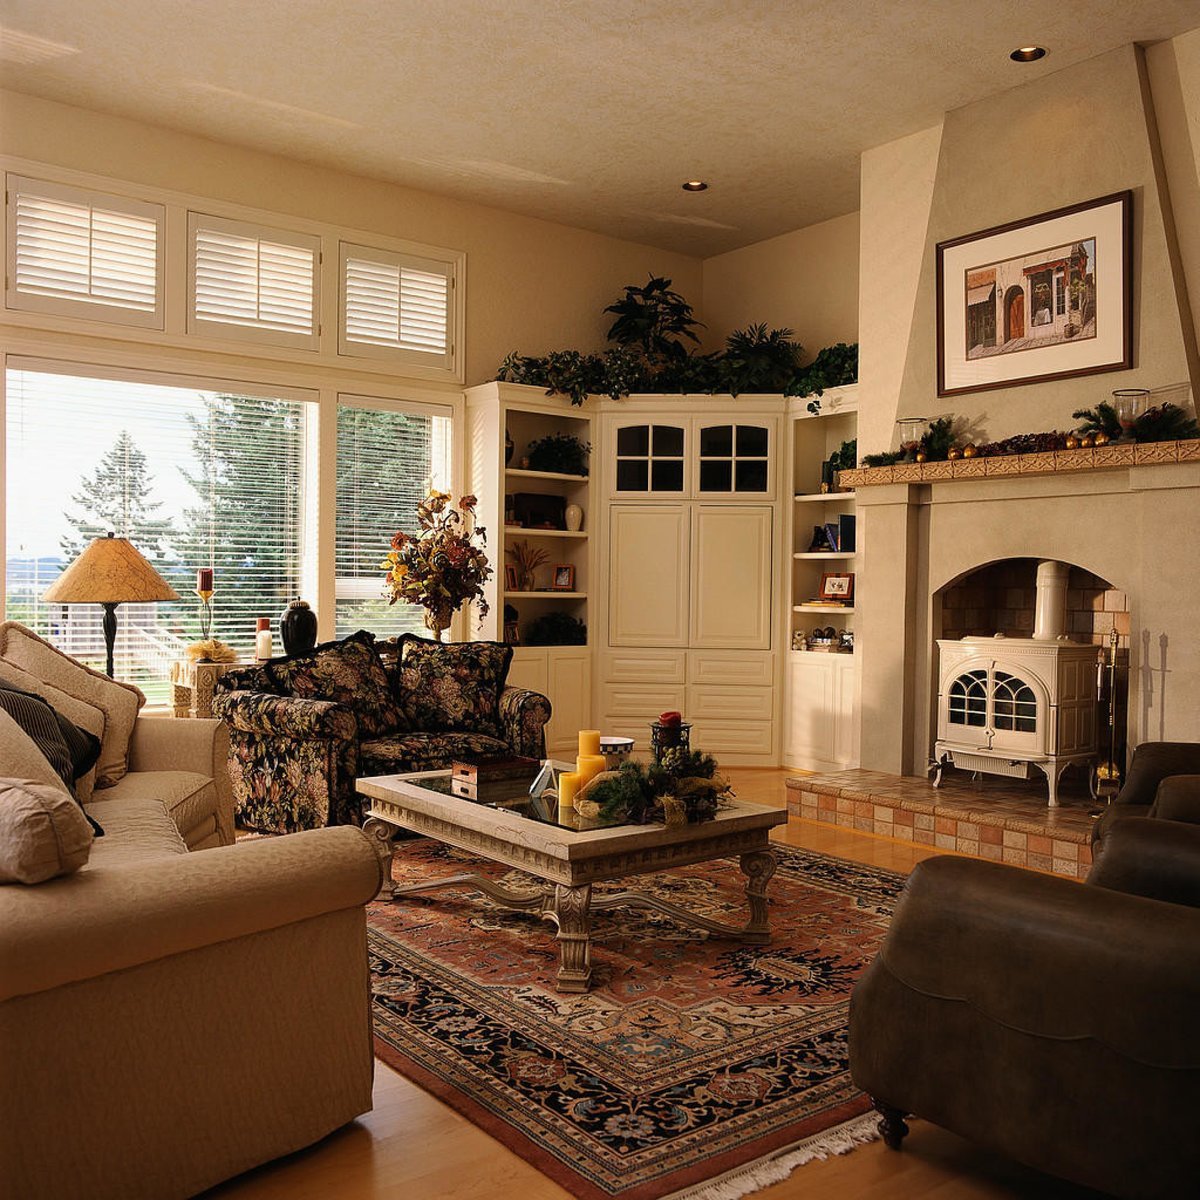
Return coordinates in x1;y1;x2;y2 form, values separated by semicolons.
340;242;453;365
7;176;163;327
190;213;319;346
335;400;452;639
4;367;311;703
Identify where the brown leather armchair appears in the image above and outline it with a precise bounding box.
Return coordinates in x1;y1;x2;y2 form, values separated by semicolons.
849;818;1200;1199
1094;741;1200;848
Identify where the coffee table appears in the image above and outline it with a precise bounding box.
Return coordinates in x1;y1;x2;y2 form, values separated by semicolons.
357;766;788;993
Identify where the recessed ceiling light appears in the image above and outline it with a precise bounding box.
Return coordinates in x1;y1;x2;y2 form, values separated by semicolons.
681;180;708;192
1010;46;1047;63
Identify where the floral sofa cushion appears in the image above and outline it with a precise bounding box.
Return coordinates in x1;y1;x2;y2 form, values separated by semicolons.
359;731;510;778
266;631;406;738
388;636;512;739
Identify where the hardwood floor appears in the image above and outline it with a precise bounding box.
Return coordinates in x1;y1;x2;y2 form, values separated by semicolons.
205;768;1099;1200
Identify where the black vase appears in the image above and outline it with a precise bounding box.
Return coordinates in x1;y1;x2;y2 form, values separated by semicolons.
280;598;318;656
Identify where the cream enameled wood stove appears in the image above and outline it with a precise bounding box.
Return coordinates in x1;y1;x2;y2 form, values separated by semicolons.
932;561;1097;806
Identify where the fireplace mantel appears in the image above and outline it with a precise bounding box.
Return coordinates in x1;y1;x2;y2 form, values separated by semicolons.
838;438;1200;490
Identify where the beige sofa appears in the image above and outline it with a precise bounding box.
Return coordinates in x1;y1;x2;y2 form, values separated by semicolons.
0;624;386;1198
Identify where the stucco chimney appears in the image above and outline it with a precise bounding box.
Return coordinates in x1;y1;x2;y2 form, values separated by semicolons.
1033;560;1069;640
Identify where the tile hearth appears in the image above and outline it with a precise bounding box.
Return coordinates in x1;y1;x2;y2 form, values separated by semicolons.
786;768;1097;879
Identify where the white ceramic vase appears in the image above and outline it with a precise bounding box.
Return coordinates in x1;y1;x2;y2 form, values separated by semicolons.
565;503;584;532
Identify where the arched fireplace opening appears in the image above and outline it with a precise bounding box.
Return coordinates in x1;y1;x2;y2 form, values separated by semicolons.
931;558;1129;806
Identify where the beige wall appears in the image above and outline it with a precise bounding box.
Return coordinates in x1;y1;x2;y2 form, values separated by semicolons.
0;90;702;387
869;43;1199;455
699;211;859;359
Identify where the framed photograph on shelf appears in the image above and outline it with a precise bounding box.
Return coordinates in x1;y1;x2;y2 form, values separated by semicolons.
550;564;576;592
936;191;1131;397
818;572;855;603
503;564;518;592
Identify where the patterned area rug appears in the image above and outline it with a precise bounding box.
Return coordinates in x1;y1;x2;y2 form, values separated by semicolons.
368;841;904;1200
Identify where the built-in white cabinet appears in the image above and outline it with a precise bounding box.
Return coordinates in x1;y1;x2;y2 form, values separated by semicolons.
784;651;857;771
507;646;592;757
691;505;772;649
608;505;691;646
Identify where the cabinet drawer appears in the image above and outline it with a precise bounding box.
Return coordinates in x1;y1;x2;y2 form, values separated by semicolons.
687;649;775;687
602;649;687;685
688;719;775;756
687;684;774;721
600;682;686;718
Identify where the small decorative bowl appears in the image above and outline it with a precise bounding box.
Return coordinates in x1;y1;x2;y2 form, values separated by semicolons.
600;736;635;768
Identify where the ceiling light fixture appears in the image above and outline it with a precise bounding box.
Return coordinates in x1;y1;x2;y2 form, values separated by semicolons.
681;180;708;192
1010;46;1047;63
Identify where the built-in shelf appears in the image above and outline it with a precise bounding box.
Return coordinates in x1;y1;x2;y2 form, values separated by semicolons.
794;492;856;503
504;591;587;600
789;648;856;657
505;468;590;483
502;528;587;539
794;604;856;614
793;551;856;560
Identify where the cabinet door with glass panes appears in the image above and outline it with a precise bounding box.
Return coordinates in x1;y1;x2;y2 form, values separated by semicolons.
608;415;776;500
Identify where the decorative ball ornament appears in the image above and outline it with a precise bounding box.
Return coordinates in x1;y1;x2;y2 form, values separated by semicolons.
947;447;962;461
1094;431;1111;446
1064;434;1080;450
962;444;979;459
1080;434;1095;448
915;450;928;463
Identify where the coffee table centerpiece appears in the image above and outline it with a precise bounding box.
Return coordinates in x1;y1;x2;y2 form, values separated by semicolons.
358;734;785;993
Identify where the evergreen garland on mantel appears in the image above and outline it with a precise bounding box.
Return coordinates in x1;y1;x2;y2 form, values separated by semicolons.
495;275;858;407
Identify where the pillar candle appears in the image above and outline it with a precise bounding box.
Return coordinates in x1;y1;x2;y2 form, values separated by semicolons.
578;729;601;756
576;754;606;786
196;567;214;592
557;772;579;811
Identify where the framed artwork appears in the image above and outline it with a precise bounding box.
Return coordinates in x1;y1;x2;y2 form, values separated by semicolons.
503;564;518;591
818;572;855;603
550;564;576;592
936;191;1131;397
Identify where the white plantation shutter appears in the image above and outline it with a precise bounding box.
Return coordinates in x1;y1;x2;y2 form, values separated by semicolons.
189;213;319;348
339;241;454;369
4;366;312;704
7;176;163;327
334;399;452;639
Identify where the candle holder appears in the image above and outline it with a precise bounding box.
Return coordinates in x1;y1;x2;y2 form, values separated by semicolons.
650;720;691;762
1112;389;1148;441
195;588;215;659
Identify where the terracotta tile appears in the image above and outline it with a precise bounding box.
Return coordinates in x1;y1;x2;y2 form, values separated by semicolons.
854;800;873;818
1077;843;1093;863
892;824;914;842
980;843;1003;861
854;817;874;833
914;829;936;846
836;798;854;815
1002;847;1027;866
957;821;980;841
914;813;935;832
980;825;1003;845
935;833;956;850
836;812;855;829
1053;839;1080;859
1027;852;1053;873
873;805;895;823
894;809;915;826
935;816;957;835
1028;835;1052;856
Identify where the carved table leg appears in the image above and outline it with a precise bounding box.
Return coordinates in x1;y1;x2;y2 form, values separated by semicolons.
362;818;398;898
739;850;777;944
873;1098;910;1150
545;883;593;993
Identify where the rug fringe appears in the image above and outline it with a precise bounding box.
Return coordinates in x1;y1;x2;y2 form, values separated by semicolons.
667;1113;880;1200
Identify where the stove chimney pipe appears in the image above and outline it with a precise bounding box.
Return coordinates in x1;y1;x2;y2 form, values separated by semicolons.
1033;560;1069;640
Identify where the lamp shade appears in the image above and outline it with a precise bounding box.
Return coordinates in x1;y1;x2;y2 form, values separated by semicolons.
43;534;180;604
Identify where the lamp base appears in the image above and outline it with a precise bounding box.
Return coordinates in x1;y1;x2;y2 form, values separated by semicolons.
102;602;118;678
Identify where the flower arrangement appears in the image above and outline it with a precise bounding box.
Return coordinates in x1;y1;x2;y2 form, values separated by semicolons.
381;491;491;639
505;538;549;592
579;747;733;826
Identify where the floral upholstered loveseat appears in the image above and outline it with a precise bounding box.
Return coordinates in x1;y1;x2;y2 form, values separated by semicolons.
212;631;550;833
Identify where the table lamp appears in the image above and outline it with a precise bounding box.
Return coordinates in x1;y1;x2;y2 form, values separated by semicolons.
42;532;181;677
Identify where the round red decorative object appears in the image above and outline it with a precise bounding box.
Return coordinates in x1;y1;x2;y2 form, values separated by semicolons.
659;711;683;726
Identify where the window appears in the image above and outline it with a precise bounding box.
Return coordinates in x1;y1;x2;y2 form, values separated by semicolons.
948;670;987;727
697;423;770;493
189;213;319;348
5;366;312;702
335;398;452;639
339;242;455;370
615;423;685;492
6;175;164;328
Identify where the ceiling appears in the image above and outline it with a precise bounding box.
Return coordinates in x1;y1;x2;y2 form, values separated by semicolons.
1;1;1197;256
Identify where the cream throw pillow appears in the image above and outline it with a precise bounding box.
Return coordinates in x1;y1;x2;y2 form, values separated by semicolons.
0;623;144;787
0;660;105;802
0;777;94;884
